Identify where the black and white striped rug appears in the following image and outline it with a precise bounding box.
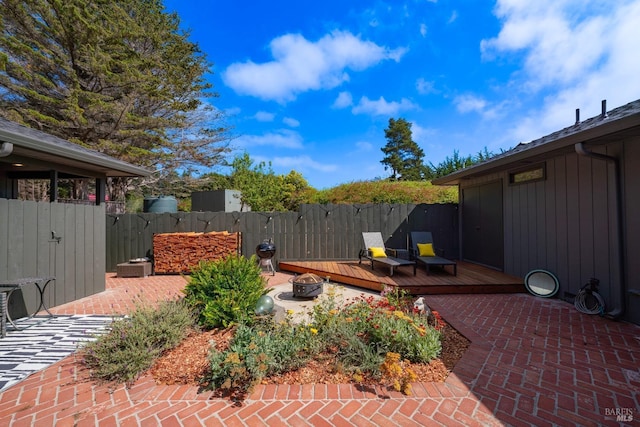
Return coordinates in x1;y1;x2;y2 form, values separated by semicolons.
0;315;115;392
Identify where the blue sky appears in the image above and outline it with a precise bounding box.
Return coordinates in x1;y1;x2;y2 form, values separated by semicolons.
164;0;640;189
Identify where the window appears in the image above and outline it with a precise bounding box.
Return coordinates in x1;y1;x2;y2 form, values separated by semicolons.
509;164;545;184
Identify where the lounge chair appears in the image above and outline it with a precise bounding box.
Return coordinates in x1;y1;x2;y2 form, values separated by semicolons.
359;232;416;277
410;231;457;275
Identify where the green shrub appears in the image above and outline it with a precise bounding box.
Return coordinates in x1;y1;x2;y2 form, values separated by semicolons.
80;299;195;385
311;288;441;372
362;307;441;363
206;316;320;398
184;255;270;329
312;180;459;204
205;285;443;400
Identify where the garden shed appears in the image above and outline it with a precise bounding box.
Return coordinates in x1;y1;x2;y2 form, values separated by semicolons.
433;99;640;326
0;118;150;316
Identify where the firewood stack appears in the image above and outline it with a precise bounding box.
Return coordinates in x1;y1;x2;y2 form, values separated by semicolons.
153;231;241;274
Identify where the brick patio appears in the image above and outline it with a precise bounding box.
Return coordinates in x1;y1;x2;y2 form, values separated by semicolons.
0;273;638;426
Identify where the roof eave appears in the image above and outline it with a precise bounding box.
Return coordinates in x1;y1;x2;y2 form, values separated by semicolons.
0;123;152;177
433;110;640;186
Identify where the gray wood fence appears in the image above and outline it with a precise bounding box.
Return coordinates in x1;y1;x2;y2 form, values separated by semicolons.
106;203;458;272
0;199;106;315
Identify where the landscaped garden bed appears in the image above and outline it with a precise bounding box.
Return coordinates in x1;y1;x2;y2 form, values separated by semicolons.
149;319;469;391
79;255;470;401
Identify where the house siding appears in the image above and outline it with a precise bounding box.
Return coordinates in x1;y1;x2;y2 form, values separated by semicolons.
623;137;640;325
460;142;624;307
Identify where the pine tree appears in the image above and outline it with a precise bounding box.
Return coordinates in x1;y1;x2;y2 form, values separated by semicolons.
380;118;426;181
0;0;230;200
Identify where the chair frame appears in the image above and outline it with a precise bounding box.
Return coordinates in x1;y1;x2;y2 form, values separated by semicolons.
410;231;457;276
358;232;416;277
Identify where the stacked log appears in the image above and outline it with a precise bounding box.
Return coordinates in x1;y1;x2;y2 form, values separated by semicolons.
153;231;241;274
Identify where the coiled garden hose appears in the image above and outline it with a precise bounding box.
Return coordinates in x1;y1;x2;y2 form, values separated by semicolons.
574;288;605;315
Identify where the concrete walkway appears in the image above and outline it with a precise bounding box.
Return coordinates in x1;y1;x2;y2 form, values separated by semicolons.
0;272;638;426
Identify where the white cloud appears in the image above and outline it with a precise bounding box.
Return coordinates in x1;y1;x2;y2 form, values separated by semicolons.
410;123;436;146
453;94;508;121
282;117;300;127
254;111;275;122
416;78;436;94
355;141;373;151
223;30;407;103
234;129;304;149
333;91;353;109
420;23;428;37
448;10;458;24
352;96;418;116
224;107;241;116
271;155;338;173
481;3;608;88
481;0;640;144
454;94;487;113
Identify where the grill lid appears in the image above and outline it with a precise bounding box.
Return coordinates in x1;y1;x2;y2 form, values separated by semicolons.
256;239;276;259
293;273;324;284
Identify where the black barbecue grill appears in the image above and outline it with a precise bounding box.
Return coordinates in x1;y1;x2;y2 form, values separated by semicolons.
256;239;276;275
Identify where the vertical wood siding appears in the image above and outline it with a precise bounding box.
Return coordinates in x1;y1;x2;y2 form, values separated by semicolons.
623;138;640;325
105;203;459;272
463;143;624;306
0;199;106;314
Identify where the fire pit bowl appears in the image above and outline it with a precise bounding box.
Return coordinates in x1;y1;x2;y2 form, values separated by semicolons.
290;273;325;298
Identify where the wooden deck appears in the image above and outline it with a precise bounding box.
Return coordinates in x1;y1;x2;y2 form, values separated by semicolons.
278;260;525;295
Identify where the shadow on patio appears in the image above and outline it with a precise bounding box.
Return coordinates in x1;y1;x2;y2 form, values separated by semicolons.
0;272;638;426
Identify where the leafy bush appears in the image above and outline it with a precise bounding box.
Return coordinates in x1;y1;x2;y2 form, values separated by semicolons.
80;299;195;385
206;285;442;399
184;255;270;329
314;290;441;368
206;316;320;399
312;180;458;205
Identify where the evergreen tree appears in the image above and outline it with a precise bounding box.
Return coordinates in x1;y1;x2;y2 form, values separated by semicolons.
0;0;230;200
429;147;496;178
380;118;426;181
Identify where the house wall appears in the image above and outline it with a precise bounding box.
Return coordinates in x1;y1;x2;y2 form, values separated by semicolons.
459;138;640;323
622;138;640;325
0;198;106;316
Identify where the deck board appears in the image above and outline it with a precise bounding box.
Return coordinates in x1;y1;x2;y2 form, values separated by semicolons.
279;260;525;295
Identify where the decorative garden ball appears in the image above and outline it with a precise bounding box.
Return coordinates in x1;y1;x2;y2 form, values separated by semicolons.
254;295;274;315
257;295;275;312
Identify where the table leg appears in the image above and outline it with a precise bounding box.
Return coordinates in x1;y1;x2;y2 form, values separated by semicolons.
36;278;55;316
4;288;21;330
3;278;56;331
1;292;6;338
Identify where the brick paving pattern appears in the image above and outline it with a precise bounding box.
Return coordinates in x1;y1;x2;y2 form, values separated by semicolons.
0;273;638;426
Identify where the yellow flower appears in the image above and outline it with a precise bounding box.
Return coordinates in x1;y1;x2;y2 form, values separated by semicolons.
403;383;413;396
286;309;295;316
310;328;318;335
224;352;241;364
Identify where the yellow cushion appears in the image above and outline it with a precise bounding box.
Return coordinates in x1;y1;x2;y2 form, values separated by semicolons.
417;243;436;257
369;247;387;258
